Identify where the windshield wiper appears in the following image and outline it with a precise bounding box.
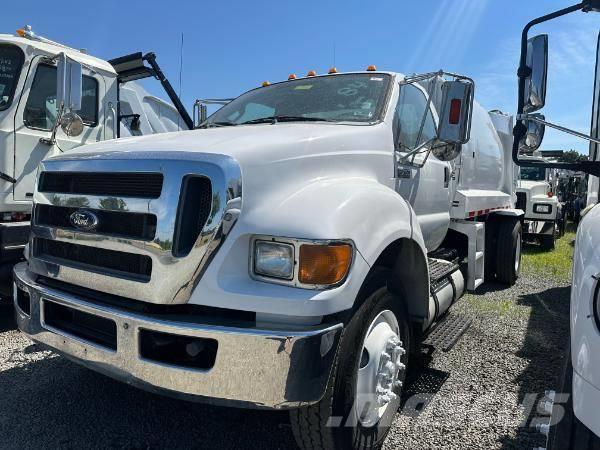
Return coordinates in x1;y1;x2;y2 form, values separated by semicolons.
240;116;332;125
202;121;238;128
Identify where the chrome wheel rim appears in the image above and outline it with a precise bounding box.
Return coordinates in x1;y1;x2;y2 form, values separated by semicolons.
355;309;405;428
515;232;522;273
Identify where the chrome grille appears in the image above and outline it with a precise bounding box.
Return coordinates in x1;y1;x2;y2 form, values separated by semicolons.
28;151;242;305
33;237;152;282
35;204;157;241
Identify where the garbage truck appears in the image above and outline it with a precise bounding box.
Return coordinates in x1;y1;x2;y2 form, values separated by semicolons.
13;64;523;449
0;26;191;301
509;1;600;448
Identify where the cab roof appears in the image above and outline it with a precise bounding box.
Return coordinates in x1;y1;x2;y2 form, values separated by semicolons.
0;33;116;75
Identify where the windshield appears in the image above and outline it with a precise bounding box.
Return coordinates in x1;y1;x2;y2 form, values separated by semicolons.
205;73;391;126
520;166;546;181
0;45;25;111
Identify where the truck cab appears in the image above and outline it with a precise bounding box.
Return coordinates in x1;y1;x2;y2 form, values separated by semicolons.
0;27;190;300
516;154;560;248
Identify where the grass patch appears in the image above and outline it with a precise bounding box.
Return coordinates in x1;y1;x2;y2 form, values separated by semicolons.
521;224;576;283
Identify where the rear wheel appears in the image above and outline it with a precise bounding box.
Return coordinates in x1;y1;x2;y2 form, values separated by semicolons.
290;275;410;450
540;232;556;250
495;218;522;286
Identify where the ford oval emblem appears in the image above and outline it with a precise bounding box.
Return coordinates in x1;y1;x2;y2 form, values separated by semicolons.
69;210;99;232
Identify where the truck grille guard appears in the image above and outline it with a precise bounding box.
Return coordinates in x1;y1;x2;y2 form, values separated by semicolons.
28;151;242;305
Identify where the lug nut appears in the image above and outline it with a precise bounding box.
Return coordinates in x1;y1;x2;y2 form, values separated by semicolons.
535;423;550;437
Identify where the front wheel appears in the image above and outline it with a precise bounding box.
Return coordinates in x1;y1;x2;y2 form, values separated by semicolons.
290;279;410;450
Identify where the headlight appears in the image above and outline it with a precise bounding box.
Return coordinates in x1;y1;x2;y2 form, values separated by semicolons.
534;203;552;214
251;237;353;288
253;241;294;280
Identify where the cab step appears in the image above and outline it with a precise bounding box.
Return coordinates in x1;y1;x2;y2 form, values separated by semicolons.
428;258;459;285
423;313;472;352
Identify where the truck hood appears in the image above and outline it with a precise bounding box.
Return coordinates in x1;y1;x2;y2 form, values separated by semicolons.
517;179;550;199
59;123;389;167
46;124;394;232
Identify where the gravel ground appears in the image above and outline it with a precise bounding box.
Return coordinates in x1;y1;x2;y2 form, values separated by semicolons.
0;270;570;449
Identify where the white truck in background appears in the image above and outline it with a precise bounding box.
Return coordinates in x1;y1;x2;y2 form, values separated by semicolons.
510;2;600;448
13;64;523;449
516;154;561;249
0;26;192;301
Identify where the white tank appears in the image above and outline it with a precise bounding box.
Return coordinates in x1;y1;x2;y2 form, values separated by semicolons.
457;102;507;193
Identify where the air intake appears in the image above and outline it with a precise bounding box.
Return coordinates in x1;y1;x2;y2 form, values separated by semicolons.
172;176;213;257
38;172;163;199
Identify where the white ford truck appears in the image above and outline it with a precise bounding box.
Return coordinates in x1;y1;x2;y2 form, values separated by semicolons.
516;155;560;249
510;1;600;447
14;66;523;449
0;26;191;300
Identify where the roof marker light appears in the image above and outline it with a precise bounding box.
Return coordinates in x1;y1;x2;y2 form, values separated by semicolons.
262;81;270;87
328;67;338;74
307;70;317;77
288;74;297;80
366;65;377;71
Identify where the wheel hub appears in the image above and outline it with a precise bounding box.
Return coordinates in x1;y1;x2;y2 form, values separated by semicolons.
355;310;405;427
375;335;405;406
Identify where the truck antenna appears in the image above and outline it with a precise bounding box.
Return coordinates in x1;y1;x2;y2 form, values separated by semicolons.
178;32;184;131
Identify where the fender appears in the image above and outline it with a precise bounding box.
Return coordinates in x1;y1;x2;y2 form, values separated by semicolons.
191;176;431;320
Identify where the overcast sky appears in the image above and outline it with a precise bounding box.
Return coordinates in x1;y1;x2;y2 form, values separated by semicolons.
3;0;599;153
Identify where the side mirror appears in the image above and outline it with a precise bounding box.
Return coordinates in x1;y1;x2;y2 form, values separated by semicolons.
437;79;474;145
60;111;84;137
432;143;462;162
56;53;82;112
519;113;546;152
523;34;548;113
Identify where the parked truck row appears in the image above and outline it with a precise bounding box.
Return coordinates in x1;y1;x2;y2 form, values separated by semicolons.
13;7;600;447
6;25;533;446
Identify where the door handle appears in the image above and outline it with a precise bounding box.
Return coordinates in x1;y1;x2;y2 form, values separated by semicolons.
444;167;451;188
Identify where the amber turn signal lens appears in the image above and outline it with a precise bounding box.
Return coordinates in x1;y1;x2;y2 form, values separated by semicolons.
299;244;352;285
307;70;317;77
366;65;377;71
262;81;270;87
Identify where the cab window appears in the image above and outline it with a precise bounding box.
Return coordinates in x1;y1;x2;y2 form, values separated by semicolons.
395;83;437;151
23;64;99;131
0;45;25;111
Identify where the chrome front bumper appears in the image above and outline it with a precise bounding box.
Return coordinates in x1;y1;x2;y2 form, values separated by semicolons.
13;263;342;409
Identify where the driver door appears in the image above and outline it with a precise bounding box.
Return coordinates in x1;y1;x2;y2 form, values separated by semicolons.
13;56;105;200
394;83;450;251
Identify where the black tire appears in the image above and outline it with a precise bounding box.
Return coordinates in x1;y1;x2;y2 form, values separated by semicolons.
541;233;556;251
495;218;522;286
290;273;410;450
548;347;600;449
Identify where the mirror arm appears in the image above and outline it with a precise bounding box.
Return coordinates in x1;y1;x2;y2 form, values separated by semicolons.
39;102;64;146
518;113;600;144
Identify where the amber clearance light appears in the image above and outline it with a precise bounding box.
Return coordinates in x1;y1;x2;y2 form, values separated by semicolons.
299;243;352;285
